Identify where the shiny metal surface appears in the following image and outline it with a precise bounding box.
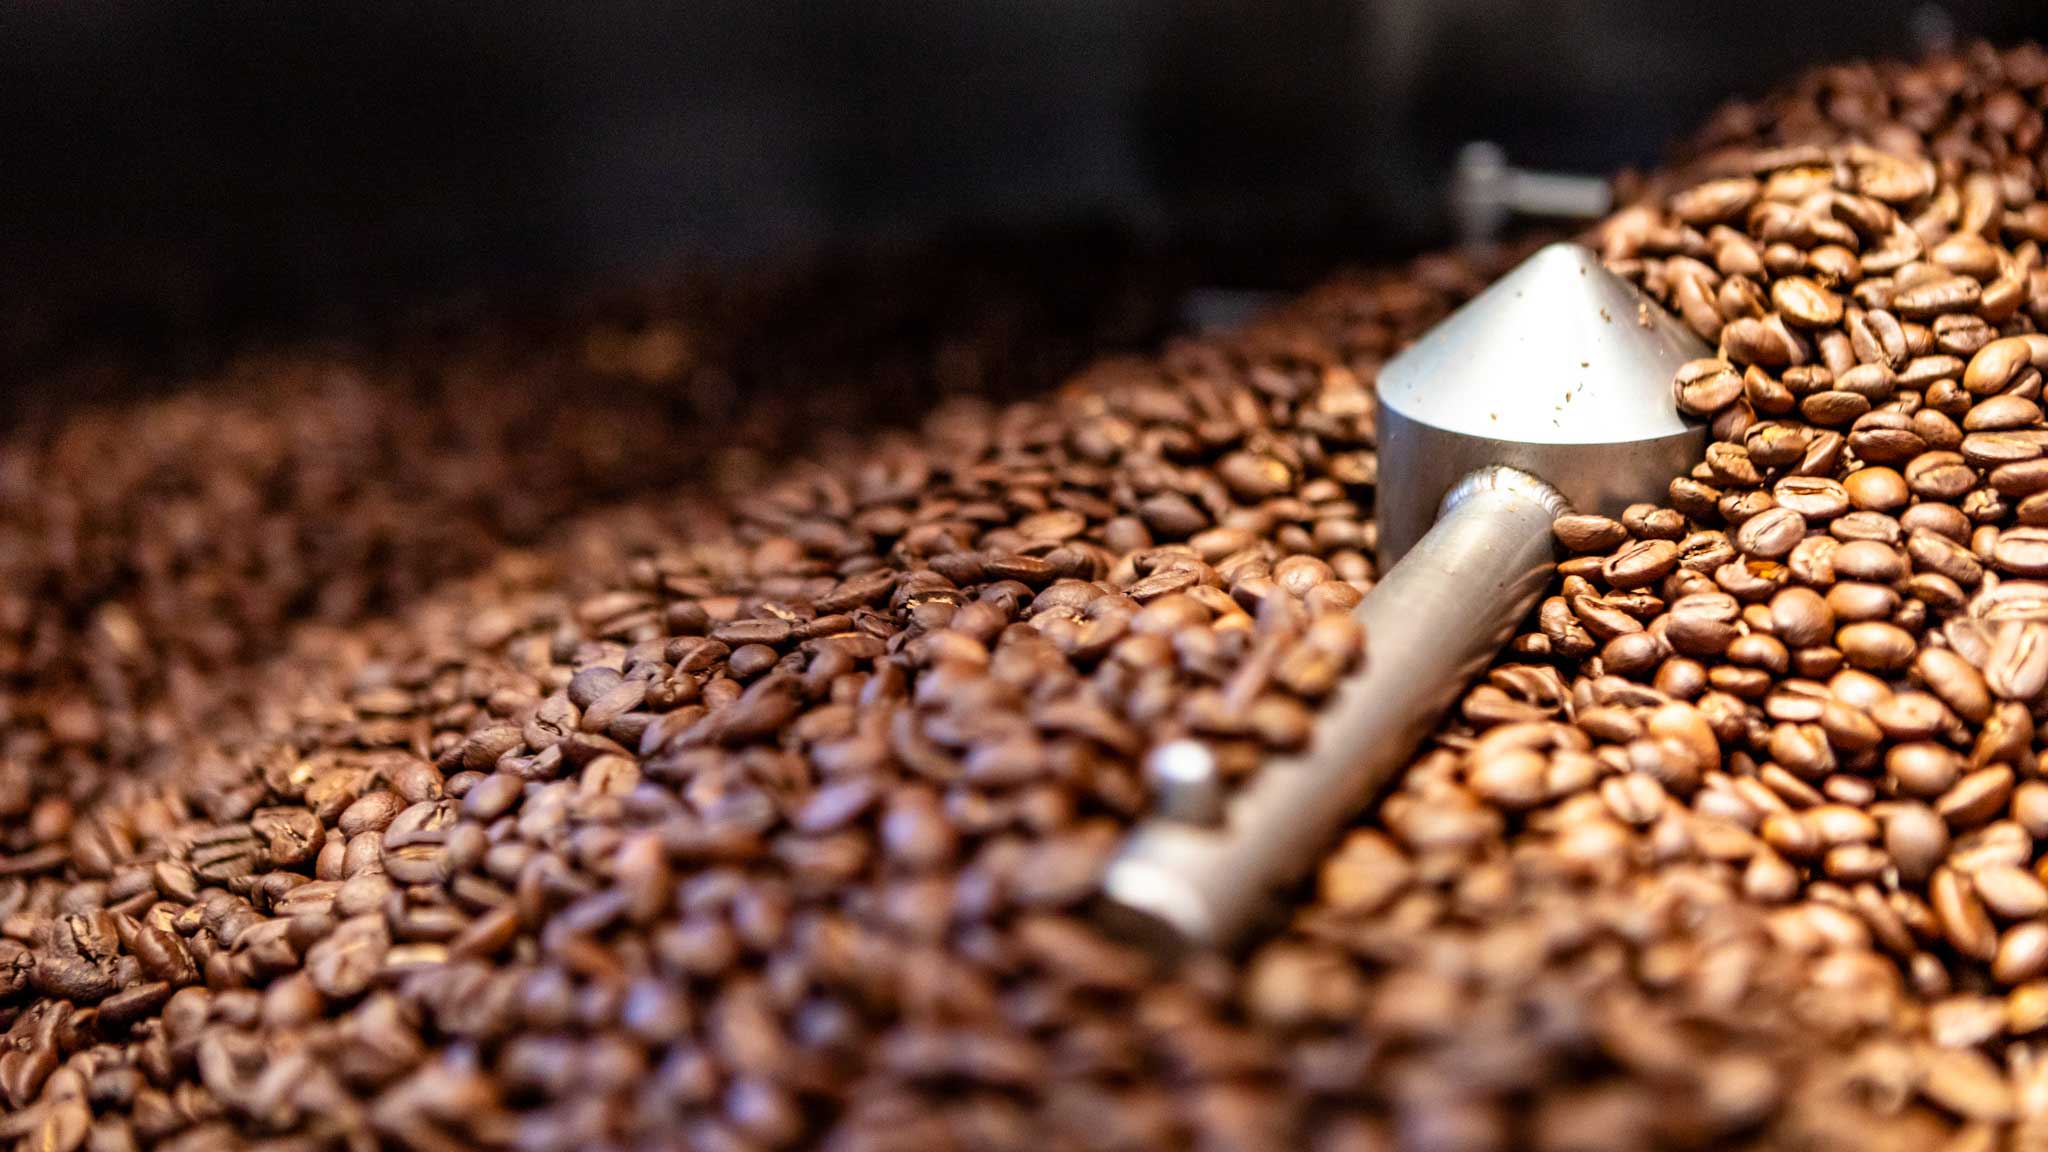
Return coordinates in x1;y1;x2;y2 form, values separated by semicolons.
1099;243;1710;953
1375;242;1709;567
1143;739;1225;824
1100;467;1565;952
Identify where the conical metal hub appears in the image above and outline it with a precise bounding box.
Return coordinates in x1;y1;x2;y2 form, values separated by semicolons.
1373;242;1710;567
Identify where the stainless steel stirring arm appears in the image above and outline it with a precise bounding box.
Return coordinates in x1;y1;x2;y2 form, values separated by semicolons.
1100;242;1712;952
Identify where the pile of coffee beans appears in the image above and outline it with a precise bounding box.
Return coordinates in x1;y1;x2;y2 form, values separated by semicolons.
0;235;1170;848
12;40;2048;1152
1625;52;2048;987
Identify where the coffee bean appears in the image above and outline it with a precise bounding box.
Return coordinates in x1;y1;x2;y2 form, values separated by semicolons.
1466;747;1547;810
1735;507;1808;558
1933;869;2000;962
304;916;389;1000
1831;540;1902;582
337;791;405;838
1602;540;1681;589
1994;527;2048;576
1892;276;1982;320
881;790;958;871
1884;803;1949;885
1964;336;2041;396
1665;592;1741;656
1674;359;1745;416
711;618;795;648
1836;621;1915;671
1724;315;1804;367
1318;831;1413;915
1985;622;2048;701
1843;461;1916;506
566;666;625;710
1771;276;1844;328
1917;1046;2016;1122
133;926;198;987
1937;767;2014;827
250;807;325;869
1973;866;2048;920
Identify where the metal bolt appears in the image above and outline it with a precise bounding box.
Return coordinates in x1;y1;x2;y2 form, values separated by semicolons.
1144;739;1224;825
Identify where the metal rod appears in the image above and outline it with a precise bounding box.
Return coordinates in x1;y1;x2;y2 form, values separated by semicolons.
1451;142;1612;248
1097;465;1567;953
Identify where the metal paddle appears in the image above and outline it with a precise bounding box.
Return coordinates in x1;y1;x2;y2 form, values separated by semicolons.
1099;241;1712;952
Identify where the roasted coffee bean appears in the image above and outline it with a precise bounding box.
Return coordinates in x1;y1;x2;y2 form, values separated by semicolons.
1674;359;1745;416
1603;540;1681;589
1985;623;2048;701
1843;465;1911;511
1772;276;1844;328
1837;621;1915;671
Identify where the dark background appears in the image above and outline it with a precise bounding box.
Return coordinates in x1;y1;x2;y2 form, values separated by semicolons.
5;1;2048;386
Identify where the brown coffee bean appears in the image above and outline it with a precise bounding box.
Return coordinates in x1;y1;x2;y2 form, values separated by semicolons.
1665;592;1741;656
1763;587;1830;648
1466;748;1547;810
1602;540;1681;589
1553;514;1628;554
1985;622;2048;701
1217;452;1293;500
337;791;406;838
1974;866;2048;920
2003;944;2048;1040
304;916;389;1000
1918;1045;2016;1121
711;618;795;648
881;790;958;871
133;926;198;987
1994;527;2048;576
1831;540;1902;582
1672;176;1758;223
1674;359;1745;416
1965;335;2042;396
1832;469;1901;517
1892;275;1982;319
1848;306;1908;368
1724;314;1803;367
1933;868;2000;962
2014;781;2048;841
1836;621;1915;671
1772;276;1844;327
1883;802;1949;885
1907;531;1984;590
1938;767;2015;827
1735;507;1808;558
